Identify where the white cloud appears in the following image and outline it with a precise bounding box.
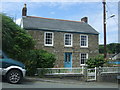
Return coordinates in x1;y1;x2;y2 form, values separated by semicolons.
58;2;80;10
50;11;55;15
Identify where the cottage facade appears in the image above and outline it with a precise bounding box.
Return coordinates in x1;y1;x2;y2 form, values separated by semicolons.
22;5;99;68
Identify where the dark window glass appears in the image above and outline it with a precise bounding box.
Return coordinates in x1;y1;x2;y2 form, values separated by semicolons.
45;32;53;45
81;53;87;64
65;34;72;46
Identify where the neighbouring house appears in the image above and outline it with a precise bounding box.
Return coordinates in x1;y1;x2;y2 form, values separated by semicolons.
22;4;99;68
106;53;120;60
111;53;120;60
106;54;115;60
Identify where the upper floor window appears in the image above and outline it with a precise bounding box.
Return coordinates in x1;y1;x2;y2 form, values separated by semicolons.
64;33;73;47
80;35;88;47
80;53;88;66
44;32;54;46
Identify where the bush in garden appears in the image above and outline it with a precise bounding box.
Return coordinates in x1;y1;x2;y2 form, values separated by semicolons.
24;50;56;76
86;55;106;68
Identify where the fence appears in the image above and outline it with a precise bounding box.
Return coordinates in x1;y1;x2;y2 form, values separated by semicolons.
37;67;84;75
100;67;119;73
37;67;119;81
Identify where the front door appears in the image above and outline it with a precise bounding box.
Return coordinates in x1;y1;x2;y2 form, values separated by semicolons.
64;53;72;68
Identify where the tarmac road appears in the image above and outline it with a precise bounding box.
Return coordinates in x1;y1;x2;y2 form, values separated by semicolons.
1;77;119;88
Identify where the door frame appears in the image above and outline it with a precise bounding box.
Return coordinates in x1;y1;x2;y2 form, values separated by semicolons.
64;52;72;68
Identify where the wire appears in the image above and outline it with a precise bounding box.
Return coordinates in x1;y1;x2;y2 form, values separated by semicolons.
106;3;118;25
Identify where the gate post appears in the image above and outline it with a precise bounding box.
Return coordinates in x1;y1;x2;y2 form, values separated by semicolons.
97;67;102;82
95;67;97;80
82;66;84;74
83;66;87;82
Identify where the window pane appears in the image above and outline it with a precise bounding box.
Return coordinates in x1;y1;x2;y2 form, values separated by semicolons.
45;32;53;45
81;35;87;47
65;53;71;62
65;34;72;46
81;53;87;65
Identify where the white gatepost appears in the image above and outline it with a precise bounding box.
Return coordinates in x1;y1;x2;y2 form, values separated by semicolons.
95;67;97;80
82;66;84;74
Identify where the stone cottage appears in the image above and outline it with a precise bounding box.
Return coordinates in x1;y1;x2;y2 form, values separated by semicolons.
22;4;99;68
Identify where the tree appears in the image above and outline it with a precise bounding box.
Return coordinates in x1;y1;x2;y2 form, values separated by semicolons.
2;14;35;61
2;14;56;76
99;45;104;54
24;50;56;76
107;43;120;54
86;55;105;68
99;43;120;54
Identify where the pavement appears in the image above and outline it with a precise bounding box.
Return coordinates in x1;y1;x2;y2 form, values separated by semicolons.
25;76;86;84
25;76;119;85
1;76;120;88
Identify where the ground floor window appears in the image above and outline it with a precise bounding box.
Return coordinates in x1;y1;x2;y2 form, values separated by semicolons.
80;53;88;66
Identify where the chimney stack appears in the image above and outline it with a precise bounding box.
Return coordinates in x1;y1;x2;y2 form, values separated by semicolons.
22;4;27;16
81;17;88;23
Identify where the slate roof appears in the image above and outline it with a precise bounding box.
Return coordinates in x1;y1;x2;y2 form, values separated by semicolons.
23;16;99;35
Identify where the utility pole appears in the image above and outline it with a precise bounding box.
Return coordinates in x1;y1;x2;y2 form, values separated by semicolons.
103;0;107;59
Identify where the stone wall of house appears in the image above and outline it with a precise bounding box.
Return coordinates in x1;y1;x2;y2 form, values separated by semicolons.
27;30;99;67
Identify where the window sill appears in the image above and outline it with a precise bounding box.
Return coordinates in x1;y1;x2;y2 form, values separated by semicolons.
44;45;54;47
80;64;86;66
80;46;88;48
64;46;73;48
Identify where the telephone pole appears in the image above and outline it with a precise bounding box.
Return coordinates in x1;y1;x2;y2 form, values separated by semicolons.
103;0;107;59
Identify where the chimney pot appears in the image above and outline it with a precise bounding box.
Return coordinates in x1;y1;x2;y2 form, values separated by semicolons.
22;4;27;16
81;17;88;23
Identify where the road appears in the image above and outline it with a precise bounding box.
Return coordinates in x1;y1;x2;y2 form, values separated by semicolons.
1;78;119;88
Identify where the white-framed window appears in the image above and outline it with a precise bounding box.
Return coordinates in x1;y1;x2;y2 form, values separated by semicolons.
80;53;88;66
64;33;73;47
44;32;54;46
80;35;88;47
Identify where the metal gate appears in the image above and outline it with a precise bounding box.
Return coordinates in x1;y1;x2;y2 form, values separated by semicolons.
87;67;97;81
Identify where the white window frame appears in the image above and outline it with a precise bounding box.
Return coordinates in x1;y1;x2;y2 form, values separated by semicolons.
80;35;88;48
64;33;73;47
80;53;88;66
44;32;54;46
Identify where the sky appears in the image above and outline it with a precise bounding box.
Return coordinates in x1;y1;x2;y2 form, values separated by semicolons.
1;0;119;44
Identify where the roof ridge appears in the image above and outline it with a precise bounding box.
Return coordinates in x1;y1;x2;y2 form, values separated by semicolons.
27;16;81;23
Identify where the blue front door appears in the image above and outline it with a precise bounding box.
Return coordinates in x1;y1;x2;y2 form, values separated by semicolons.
64;53;72;68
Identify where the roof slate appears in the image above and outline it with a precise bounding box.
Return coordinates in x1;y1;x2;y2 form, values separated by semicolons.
23;16;99;35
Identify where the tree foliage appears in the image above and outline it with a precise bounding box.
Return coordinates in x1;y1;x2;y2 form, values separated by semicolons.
2;14;56;76
86;55;106;68
99;43;120;54
24;50;56;76
2;14;35;61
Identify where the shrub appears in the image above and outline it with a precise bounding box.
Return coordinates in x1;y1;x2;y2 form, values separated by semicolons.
24;50;56;76
86;55;106;68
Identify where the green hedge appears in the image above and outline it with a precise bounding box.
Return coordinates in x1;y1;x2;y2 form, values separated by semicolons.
24;50;56;76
